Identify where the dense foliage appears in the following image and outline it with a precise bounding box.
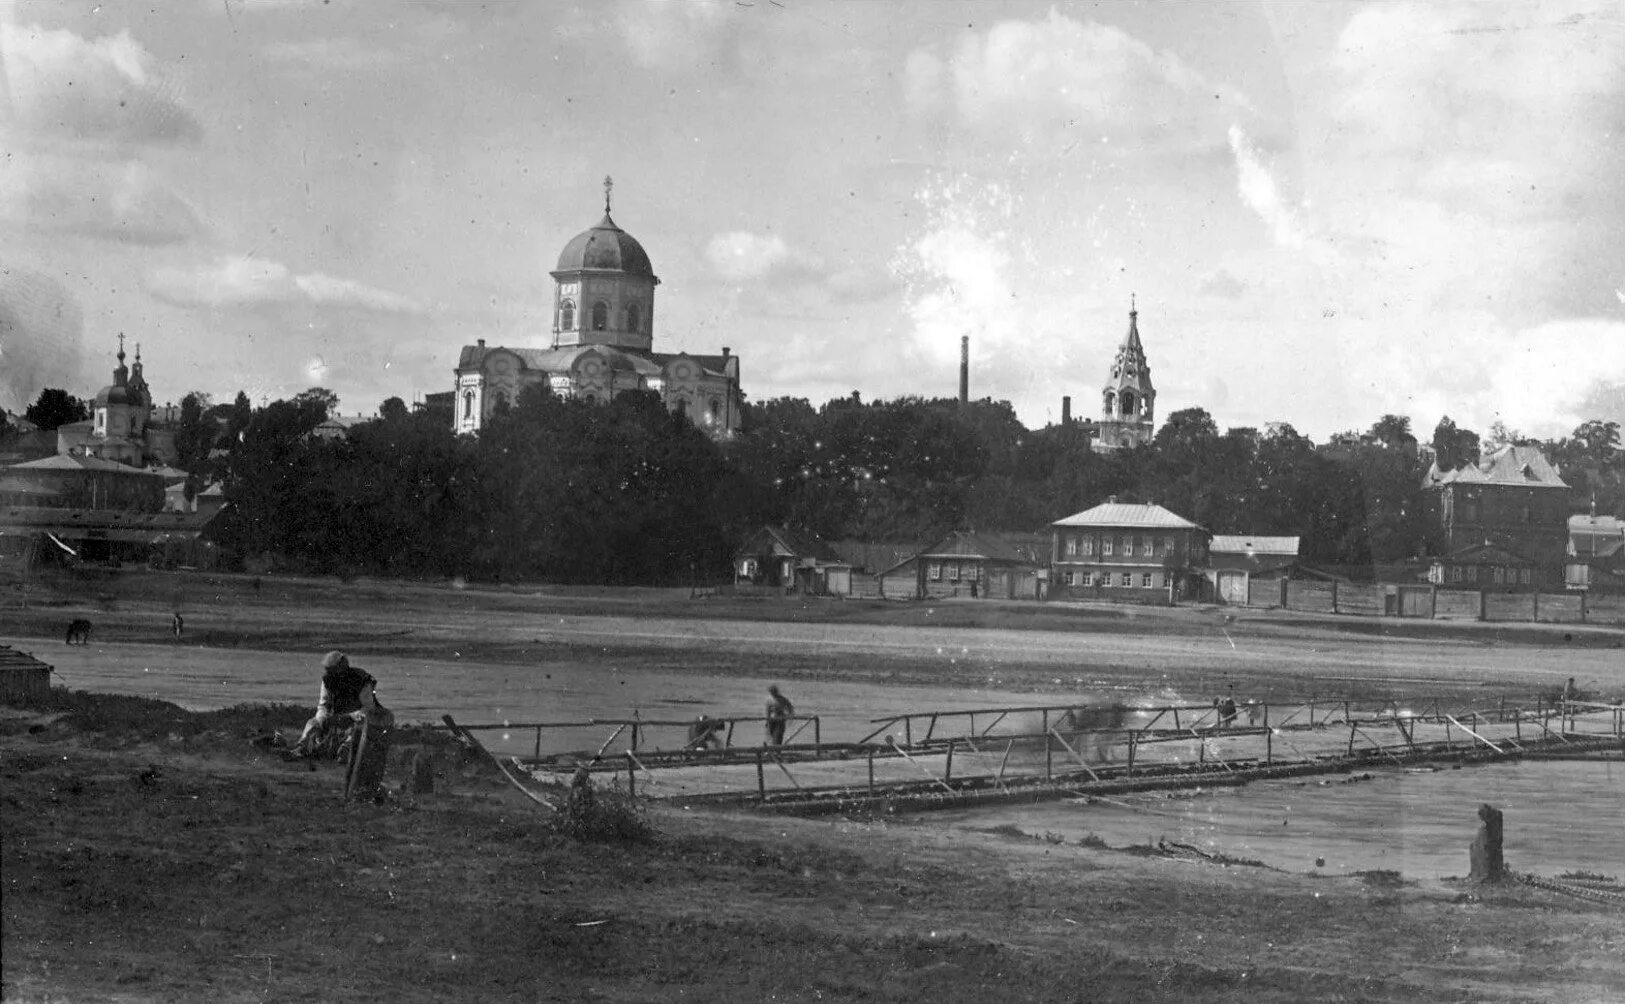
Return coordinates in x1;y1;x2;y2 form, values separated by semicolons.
24;388;91;430
184;386;1623;584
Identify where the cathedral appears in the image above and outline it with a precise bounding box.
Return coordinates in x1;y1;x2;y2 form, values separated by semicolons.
453;179;744;437
56;336;175;467
1089;299;1157;451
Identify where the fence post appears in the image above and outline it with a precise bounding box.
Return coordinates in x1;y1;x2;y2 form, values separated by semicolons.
1264;704;1272;765
945;742;955;782
1429;584;1437;620
1478;589;1486;621
756;749;766;801
867;750;875;795
1126;732;1137;776
625;753;636;799
1331;579;1339;614
1532;590;1540;622
1279;577;1289;609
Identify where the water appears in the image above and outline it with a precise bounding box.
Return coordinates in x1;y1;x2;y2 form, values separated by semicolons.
933;759;1625;880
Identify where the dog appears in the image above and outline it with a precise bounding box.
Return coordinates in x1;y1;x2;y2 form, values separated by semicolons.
64;618;93;645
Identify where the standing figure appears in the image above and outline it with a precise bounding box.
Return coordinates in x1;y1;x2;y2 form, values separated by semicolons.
172;612;184;638
765;685;795;746
293;651;393;757
1217;691;1239;729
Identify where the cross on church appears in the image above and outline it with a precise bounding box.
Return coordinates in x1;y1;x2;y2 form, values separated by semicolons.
603;175;613;215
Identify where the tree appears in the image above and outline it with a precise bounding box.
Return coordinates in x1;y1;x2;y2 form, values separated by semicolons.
175;392;217;471
25;388;90;430
293;387;339;425
380;396;410;424
1369;414;1416;451
1431;416;1480;472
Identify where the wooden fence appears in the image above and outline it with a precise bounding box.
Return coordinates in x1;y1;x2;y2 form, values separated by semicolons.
1237;579;1625;625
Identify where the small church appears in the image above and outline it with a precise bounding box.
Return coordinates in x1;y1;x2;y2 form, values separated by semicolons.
55;336;176;467
452;178;743;437
1090;298;1157;451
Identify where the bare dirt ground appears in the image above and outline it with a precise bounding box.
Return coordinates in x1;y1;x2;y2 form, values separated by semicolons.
3;570;1624;1002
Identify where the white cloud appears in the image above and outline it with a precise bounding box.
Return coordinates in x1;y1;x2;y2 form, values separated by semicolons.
0;155;204;245
0;21;202;146
616;1;730;71
704;231;822;283
913;11;1255;150
145;256;423;313
1227;125;1310;252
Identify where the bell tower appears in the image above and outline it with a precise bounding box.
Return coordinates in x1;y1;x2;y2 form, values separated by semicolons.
1095;297;1156;450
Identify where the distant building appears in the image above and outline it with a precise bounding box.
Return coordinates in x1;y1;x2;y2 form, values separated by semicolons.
734;525;851;596
54;337;176;468
878;530;1042;600
1089;300;1157;452
1204;535;1301;604
1564;511;1625;593
1422;444;1571;582
1427;541;1549;592
1049;498;1207;602
453;179;743;438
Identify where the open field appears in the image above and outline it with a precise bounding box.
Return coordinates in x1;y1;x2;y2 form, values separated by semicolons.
3;570;1624;1002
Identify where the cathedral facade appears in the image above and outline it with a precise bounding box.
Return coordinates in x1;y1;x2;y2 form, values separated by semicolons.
56;337;175;467
453;181;743;437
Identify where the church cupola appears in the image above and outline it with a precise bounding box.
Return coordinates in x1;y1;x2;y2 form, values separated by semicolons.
549;176;659;352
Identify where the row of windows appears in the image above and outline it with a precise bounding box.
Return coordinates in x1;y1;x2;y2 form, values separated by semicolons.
927;561;978;581
1063;534;1176;558
559;299;642;333
1448;565;1532;585
1064;570;1159;589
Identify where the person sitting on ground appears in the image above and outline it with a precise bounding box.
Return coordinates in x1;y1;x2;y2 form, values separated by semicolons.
765;685;795;746
293;651;393;757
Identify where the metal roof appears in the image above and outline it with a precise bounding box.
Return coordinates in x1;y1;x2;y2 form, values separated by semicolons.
1052;501;1200;530
1424;445;1569;490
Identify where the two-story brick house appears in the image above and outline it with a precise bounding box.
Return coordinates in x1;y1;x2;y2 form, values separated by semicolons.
1049;498;1207;603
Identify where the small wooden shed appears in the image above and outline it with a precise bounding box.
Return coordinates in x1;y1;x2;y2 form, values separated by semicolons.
0;644;54;704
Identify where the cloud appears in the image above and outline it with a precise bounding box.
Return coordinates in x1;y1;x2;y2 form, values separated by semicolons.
260;37;404;71
704;231;823;283
0;21;202;146
1198;268;1246;300
0;156;204;245
910;12;1255;151
0;268;88;413
145;256;424;313
616;1;731;71
1227;125;1311;251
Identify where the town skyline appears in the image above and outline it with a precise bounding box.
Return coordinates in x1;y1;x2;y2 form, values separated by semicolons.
4;1;1623;441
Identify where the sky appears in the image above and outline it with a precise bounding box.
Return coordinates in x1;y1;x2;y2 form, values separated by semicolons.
2;0;1623;442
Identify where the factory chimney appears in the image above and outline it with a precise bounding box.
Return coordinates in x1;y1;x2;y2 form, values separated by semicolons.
959;336;969;407
1061;396;1072;426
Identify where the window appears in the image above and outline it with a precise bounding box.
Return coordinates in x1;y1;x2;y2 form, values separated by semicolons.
928;562;941;581
627;302;641;332
560;299;576;330
1132;535;1142;557
1466;566;1478;583
1518;568;1530;585
1085;536;1096;556
583;393;597;405
1150;536;1161;557
1065;571;1077;586
967;564;980;581
1164;536;1175;555
1119;572;1132;588
1066;536;1079;557
1492;566;1505;585
709;399;720;422
463;391;474;419
592;301;609;331
1103;536;1114;556
1141;572;1153;588
948;562;961;581
1450;565;1462;583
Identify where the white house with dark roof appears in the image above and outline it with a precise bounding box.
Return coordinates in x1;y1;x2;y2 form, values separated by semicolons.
453;179;743;438
1049;497;1207;603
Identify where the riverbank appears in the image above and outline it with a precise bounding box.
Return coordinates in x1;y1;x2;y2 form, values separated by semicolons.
4;693;1622;1003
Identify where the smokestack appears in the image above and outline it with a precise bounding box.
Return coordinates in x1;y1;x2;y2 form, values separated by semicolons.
1062;396;1072;425
959;336;969;406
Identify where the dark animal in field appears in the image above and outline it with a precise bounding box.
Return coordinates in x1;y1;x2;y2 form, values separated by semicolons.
64;619;92;645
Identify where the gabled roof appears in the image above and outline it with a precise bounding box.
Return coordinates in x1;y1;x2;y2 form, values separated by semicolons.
0;644;52;674
916;530;1036;564
1569;513;1625;537
1209;535;1300;556
1432;540;1540;565
6;454;165;475
1052;500;1200;530
1424;444;1568;490
741;525;847;565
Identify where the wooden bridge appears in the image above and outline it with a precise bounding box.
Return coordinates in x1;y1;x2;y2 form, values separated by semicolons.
436;694;1625;816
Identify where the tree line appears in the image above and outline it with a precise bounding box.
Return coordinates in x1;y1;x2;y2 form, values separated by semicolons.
8;384;1623;582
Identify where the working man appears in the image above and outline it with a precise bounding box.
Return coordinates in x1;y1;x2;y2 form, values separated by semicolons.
293;651;393;757
765;685;795;746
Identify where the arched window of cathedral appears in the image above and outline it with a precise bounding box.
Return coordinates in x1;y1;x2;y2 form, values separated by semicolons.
560;299;576;330
626;302;641;333
1120;392;1135;417
1103;391;1115;415
463;392;474;419
709;399;720;422
592;301;609;331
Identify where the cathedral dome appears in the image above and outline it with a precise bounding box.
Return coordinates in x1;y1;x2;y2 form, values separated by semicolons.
95;384;129;406
554;214;654;278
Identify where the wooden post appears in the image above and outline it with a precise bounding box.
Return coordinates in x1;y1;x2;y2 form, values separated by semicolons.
867;750;875;795
1514;708;1521;743
534;727;542;760
1478;589;1486;621
904;717;913;747
1331;579;1339;614
1126;732;1137;776
944;742;954;782
1264;705;1272;765
625;753;636;799
631;711;641;752
756;749;766;801
1045;730;1053;780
